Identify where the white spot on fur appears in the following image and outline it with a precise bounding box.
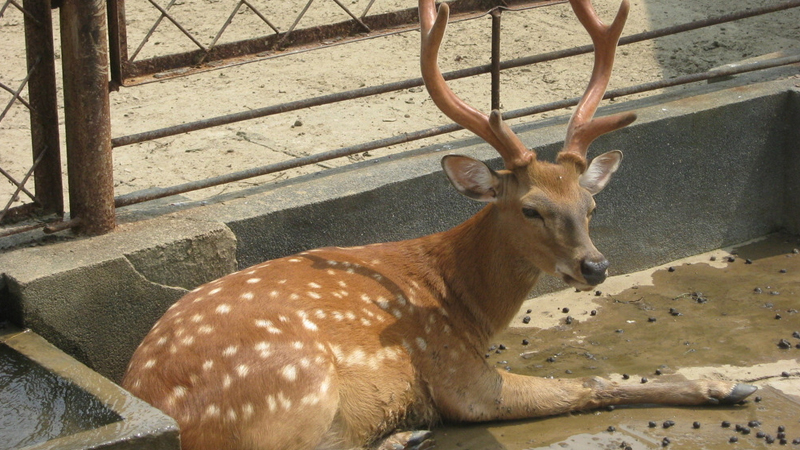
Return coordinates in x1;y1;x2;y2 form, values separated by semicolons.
209;287;222;295
204;404;220;418
308;292;321;299
191;314;204;323
202;360;214;371
144;359;156;369
360;318;372;326
241;292;255;301
246;278;261;284
156;336;168;346
255;342;272;358
242;403;254;419
338;280;347;288
281;365;297;381
226;408;238;422
308;282;321;289
236;364;250;378
216;304;231;314
289;293;300;301
301;394;320;405
345;311;356;321
198;325;214;334
376;297;389;310
223;345;238;357
392;309;402;319
314;309;327;319
267;395;277;413
372;274;383;281
279;315;290;323
288;258;301;263
278;392;292;410
396;295;407;306
292;341;304;349
222;374;232;389
181;336;195;346
326;269;336;275
299;357;311;368
255;319;282;334
416;337;427;351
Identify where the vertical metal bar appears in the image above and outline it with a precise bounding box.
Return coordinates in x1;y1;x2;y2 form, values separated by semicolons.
59;0;116;235
107;0;129;88
22;0;63;216
490;8;501;111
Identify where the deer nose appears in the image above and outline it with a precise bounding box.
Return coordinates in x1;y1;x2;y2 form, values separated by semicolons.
581;258;609;286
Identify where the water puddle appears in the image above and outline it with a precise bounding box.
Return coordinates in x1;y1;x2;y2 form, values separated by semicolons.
0;343;121;450
435;233;800;449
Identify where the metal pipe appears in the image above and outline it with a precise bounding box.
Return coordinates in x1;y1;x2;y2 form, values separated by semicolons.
23;0;63;216
111;0;800;149
60;0;116;235
490;8;501;111
113;54;800;208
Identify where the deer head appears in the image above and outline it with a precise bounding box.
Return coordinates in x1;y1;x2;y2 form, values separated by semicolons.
420;0;637;290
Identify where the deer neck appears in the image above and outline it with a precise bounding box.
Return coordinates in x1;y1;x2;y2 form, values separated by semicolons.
415;204;542;342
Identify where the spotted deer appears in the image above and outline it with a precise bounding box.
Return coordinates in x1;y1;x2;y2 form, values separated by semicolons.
122;0;757;448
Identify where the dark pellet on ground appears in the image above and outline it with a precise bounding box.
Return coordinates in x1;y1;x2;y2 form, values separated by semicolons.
777;432;786;439
565;316;573;324
663;420;675;428
607;426;616;432
661;437;671;447
484;354;490;358
616;329;624;333
591;310;597;316
546;356;556;362
648;317;657;322
522;339;529;345
748;420;760;428
726;256;736;262
595;291;602;296
649;421;657;428
562;307;570;313
766;435;775;444
522;316;531;324
710;256;717;261
722;421;731;428
778;425;785;433
778;339;792;349
792;438;800;445
754;287;763;294
622;374;630;380
565;369;572;374
754;396;762;402
780;438;788;445
606;405;615;411
757;431;766;438
780;268;787;273
668;266;675;272
655;369;662;375
776;314;782;319
782;371;791;377
641;377;648;383
741;427;751;435
498;344;506;350
693;422;701;429
729;436;738;443
745;259;753;264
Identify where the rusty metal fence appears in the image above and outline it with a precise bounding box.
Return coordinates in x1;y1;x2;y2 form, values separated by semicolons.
2;0;800;239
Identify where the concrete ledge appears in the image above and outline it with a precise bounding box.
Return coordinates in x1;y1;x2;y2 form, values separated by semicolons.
0;75;798;381
1;326;179;449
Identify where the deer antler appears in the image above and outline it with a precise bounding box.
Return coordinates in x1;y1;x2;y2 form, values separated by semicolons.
558;0;637;169
420;0;533;169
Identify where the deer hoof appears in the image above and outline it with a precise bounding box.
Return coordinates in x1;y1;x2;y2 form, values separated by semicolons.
720;384;758;404
377;430;435;450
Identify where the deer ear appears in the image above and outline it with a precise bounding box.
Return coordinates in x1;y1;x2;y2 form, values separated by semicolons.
580;150;623;195
441;155;502;202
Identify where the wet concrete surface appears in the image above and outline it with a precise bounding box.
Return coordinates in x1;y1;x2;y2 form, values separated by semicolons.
434;233;800;449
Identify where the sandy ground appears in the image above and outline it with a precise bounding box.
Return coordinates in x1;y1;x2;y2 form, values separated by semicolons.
1;0;799;210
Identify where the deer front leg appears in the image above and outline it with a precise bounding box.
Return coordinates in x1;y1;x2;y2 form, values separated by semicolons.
435;367;757;422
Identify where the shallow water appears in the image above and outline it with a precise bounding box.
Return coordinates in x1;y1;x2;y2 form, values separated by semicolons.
0;344;121;450
436;233;800;449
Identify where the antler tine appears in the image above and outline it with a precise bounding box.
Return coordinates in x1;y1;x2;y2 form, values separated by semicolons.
560;0;637;167
420;0;532;169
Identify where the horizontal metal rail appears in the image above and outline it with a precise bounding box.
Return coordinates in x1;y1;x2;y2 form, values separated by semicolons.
113;53;800;208
111;0;800;148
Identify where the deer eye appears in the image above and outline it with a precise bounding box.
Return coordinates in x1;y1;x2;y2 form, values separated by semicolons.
522;208;543;220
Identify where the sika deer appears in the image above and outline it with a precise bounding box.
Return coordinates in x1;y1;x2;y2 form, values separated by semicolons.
122;0;757;448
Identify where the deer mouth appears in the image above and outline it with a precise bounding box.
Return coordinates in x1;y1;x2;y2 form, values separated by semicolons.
562;273;595;291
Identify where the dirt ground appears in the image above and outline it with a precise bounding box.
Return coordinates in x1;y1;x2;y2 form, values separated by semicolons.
1;0;799;208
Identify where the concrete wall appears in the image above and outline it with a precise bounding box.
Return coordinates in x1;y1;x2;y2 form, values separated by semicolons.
0;77;798;382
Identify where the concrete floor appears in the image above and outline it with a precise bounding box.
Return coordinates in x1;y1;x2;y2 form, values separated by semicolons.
433;233;800;449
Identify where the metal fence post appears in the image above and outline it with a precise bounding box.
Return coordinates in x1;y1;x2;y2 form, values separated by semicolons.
22;0;64;217
59;0;116;235
490;8;502;112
